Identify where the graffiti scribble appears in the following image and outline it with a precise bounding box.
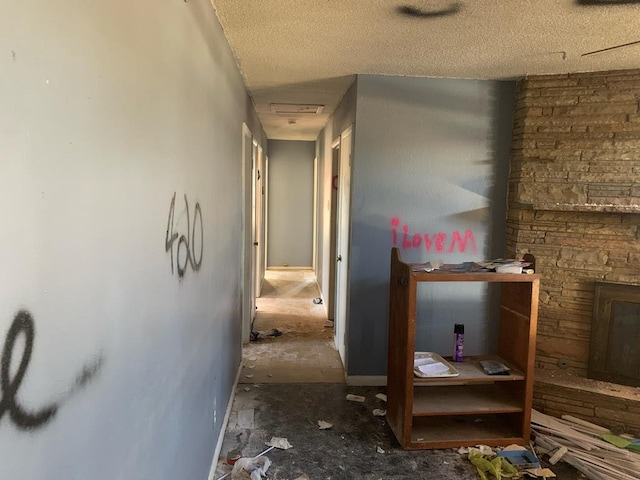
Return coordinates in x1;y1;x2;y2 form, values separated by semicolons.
0;310;58;429
165;192;203;278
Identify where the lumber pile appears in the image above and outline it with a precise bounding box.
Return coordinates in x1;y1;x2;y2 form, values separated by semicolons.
531;409;640;480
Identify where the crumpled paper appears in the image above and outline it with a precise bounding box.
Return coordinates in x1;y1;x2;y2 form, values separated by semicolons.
231;456;271;480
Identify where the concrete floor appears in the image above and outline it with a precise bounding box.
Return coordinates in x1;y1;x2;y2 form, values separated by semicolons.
214;269;584;480
240;269;344;384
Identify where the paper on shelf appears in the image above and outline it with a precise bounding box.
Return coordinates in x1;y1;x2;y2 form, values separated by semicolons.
413;352;459;378
416;361;450;376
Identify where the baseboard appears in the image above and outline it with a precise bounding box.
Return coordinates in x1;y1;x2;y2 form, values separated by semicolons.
346;375;387;386
206;362;242;480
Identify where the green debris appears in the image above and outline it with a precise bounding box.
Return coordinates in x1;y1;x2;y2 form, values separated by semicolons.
468;448;519;480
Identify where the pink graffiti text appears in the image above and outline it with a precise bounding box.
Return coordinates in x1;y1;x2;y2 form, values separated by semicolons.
390;217;477;254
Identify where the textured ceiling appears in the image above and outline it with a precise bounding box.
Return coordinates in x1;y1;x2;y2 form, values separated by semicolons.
211;0;640;140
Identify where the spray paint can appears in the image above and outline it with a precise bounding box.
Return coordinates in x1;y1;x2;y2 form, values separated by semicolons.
453;323;464;362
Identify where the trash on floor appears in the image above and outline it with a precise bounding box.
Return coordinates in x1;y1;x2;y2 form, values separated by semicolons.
226;449;242;465
468;447;520;480
375;393;387;402
532;409;640;480
346;394;366;402
372;409;386;417
376;446;385;454
497;449;540;470
265;437;293;450
230;455;271;480
250;329;282;342
318;420;333;430
313;297;323;304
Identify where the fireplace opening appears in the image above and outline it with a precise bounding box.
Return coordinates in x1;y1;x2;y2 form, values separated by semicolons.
589;281;640;387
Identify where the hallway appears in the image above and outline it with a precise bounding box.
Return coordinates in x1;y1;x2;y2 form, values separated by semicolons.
240;269;344;384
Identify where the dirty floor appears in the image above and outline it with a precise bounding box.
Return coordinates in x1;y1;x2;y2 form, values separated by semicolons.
216;269;584;480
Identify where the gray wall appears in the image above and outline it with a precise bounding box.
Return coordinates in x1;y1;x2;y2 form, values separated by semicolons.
267;140;316;267
347;75;515;376
0;1;265;479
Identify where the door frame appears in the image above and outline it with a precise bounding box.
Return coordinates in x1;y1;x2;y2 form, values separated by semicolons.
241;123;255;344
334;125;353;365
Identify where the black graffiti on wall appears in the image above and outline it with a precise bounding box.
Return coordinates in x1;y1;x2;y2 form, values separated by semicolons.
165;193;203;278
1;310;103;431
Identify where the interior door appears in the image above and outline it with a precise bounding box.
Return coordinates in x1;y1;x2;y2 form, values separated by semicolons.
328;140;340;322
334;125;353;365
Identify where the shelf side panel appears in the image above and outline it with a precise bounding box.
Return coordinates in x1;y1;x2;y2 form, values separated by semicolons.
387;247;416;447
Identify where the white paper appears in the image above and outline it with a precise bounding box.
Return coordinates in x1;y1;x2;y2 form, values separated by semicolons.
417;361;450;376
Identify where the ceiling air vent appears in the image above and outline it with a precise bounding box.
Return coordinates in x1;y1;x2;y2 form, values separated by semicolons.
270;104;324;114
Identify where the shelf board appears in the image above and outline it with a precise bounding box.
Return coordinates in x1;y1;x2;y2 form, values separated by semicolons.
408;414;525;449
412;383;523;416
411;271;540;282
413;356;524;384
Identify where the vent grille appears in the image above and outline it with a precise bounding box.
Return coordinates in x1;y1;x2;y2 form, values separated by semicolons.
270;103;324;114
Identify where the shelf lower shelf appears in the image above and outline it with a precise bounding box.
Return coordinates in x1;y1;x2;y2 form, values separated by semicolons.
412;383;524;416
408;413;525;449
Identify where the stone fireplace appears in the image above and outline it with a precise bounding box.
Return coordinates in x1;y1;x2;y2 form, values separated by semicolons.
506;69;640;434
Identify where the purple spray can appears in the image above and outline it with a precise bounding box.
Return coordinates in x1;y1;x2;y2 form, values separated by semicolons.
453;323;464;362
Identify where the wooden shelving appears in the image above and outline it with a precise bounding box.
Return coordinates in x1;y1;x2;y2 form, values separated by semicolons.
386;247;540;450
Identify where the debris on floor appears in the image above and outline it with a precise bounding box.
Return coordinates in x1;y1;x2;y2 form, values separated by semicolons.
467;447;520;479
346;393;366;402
375;393;387;402
372;408;386;417
532;409;640;480
230;455;271;480
250;329;283;341
317;420;333;430
312;297;323;304
265;437;293;450
376;446;386;454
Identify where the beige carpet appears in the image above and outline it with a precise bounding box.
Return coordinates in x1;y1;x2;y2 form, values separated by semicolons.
240;269;344;383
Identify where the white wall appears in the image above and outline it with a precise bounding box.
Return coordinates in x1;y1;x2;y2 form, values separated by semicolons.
267;140;315;267
0;1;264;479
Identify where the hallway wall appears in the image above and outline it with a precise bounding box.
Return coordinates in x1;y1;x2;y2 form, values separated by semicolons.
267;140;315;267
0;1;265;479
347;75;515;376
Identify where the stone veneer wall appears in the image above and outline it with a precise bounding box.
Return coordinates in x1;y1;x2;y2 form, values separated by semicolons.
506;69;640;375
506;69;640;432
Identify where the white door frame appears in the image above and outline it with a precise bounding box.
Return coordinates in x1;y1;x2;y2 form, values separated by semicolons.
328;137;340;321
334;125;353;365
254;143;264;298
241;123;255;344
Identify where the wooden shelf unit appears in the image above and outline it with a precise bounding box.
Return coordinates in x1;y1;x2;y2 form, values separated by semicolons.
386;247;540;450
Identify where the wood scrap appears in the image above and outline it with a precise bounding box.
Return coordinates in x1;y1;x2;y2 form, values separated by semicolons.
532;409;640;480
